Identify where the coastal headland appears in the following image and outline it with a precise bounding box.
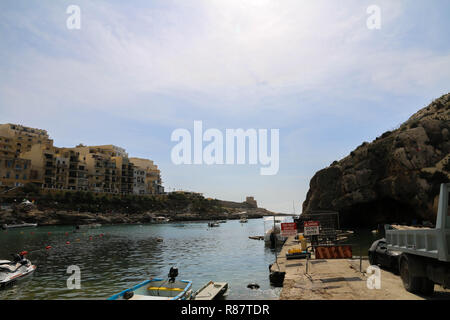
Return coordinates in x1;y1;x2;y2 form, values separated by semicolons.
0;187;278;226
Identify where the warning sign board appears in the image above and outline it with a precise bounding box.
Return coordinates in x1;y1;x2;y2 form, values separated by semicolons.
315;245;352;259
281;222;297;237
304;221;320;236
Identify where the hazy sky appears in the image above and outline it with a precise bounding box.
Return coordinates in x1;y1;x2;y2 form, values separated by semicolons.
1;0;449;213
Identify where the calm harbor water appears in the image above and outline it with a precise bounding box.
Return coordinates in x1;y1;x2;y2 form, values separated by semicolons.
0;218;283;300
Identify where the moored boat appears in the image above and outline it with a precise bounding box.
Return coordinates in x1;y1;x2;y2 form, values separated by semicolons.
74;223;101;231
108;267;192;300
2;223;37;230
0;252;36;289
208;222;220;227
153;216;170;224
193;281;228;300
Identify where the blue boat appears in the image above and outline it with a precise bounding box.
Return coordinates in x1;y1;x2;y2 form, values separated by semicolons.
108;268;193;300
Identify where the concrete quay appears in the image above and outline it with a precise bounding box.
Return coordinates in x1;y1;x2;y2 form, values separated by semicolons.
270;236;450;300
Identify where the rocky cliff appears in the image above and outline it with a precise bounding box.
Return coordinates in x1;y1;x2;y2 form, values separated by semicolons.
302;93;450;227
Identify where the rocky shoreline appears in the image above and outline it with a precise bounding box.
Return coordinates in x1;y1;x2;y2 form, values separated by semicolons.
0;206;276;227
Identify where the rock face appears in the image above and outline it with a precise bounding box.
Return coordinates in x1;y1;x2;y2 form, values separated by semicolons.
302;93;450;228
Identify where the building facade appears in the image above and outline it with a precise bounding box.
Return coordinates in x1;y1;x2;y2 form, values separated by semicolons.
129;157;164;195
0;123;163;195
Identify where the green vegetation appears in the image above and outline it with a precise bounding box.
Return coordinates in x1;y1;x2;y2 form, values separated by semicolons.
0;185;223;215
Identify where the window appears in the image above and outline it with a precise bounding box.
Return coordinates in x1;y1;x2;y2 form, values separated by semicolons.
23;174;27;180
15;174;19;180
6;172;10;178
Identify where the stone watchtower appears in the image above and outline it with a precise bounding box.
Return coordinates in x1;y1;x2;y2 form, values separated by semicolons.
245;196;258;208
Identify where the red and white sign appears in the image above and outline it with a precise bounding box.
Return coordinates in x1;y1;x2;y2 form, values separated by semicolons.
304;221;320;236
281;222;297;237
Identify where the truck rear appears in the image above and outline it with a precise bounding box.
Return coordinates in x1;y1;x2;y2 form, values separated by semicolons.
385;183;450;295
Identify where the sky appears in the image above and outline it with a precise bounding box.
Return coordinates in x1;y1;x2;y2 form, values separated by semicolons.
0;0;449;213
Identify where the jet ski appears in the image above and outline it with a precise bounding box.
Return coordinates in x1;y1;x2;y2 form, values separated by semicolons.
0;251;36;288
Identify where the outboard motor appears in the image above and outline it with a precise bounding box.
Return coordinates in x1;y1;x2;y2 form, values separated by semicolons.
168;267;178;283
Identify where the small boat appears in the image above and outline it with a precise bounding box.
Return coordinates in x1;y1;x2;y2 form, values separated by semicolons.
74;223;101;231
249;236;264;240
0;252;36;289
218;220;227;223
153;216;170;224
193;281;228;300
2;223;37;230
263;216;291;246
239;216;248;223
108;267;192;300
208;222;220;227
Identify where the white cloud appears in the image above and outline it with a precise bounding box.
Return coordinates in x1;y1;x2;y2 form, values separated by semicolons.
2;0;448;127
1;0;449;212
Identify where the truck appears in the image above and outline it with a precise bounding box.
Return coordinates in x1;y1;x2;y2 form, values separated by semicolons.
385;183;450;295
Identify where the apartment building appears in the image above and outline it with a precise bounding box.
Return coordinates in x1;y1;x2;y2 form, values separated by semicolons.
133;168;147;195
70;146;120;193
0;157;31;188
0;123;53;155
54;148;89;191
0;124;163;195
0;124;53;189
112;156;134;195
20;144;56;188
129;157;164;195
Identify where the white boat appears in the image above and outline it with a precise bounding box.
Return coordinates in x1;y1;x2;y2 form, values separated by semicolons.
239;215;248;223
153;216;170;224
208;222;220;227
108;268;192;300
0;252;36;288
193;281;228;300
2;223;37;230
109;278;192;300
263;216;291;245
74;223;101;231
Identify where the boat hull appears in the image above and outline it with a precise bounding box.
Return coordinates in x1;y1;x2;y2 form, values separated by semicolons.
108;278;192;300
0;264;36;289
2;223;37;229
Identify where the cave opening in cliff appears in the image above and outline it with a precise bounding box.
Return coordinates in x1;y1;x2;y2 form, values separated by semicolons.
339;197;422;229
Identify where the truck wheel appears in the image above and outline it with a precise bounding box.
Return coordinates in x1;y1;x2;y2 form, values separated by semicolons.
420;278;435;296
400;255;422;293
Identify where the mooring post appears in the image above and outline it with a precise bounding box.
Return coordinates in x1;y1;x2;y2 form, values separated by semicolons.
306;254;309;274
359;244;362;273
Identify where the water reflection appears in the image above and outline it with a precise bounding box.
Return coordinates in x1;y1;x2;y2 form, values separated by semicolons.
0;219;281;300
